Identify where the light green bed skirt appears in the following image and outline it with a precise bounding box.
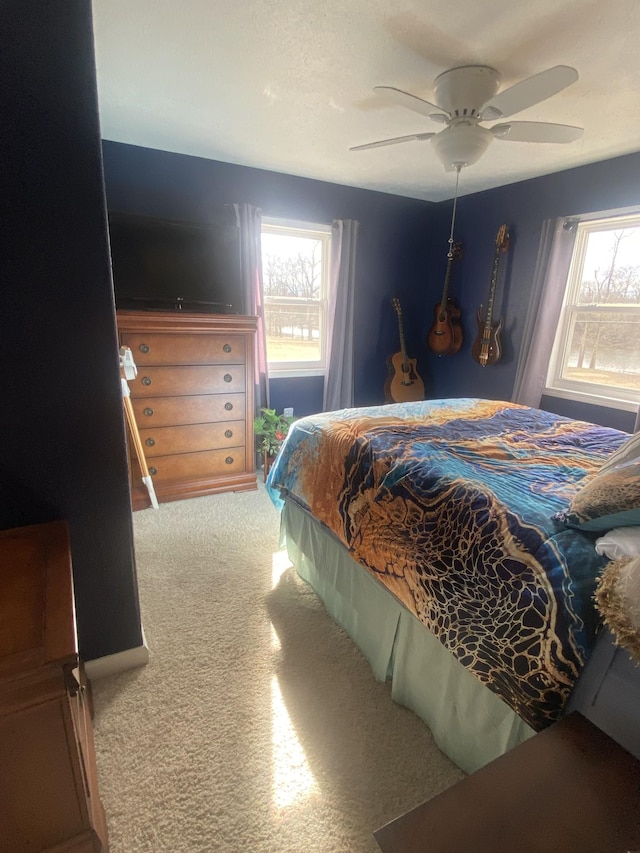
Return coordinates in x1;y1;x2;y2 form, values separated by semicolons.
282;499;534;773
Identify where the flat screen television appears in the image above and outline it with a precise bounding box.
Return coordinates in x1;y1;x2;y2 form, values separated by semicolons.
108;210;242;314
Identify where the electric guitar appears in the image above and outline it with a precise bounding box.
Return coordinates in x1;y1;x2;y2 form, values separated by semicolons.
385;298;425;403
427;241;463;355
472;224;509;367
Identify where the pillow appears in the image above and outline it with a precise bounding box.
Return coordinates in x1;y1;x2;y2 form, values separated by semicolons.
595;555;640;664
595;526;640;560
598;429;640;474
554;457;640;532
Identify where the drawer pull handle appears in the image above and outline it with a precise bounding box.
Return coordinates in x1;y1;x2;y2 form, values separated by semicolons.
225;429;233;438
141;376;152;386
139;344;150;354
143;407;154;417
149;466;158;476
223;344;232;353
145;438;156;447
225;456;234;465
225;402;233;411
224;373;232;383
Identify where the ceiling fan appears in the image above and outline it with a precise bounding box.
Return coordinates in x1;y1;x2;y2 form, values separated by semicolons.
351;64;584;171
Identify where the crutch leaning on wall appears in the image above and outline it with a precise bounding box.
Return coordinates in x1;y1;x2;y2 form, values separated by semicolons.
119;346;159;509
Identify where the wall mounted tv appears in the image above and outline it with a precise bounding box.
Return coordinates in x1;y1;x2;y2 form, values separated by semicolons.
108;210;242;314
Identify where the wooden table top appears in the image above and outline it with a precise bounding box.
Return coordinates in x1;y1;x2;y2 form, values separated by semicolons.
374;712;640;853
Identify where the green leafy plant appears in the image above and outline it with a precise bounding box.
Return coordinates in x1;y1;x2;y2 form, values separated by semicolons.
253;408;296;456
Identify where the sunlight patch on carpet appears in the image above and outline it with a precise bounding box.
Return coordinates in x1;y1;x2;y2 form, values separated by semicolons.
271;623;281;651
271;675;317;809
272;548;292;588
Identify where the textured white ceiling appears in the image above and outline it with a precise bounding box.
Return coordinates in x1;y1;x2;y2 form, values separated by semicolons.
92;0;640;202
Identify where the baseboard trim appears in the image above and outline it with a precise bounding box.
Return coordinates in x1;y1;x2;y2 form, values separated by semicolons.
85;640;150;680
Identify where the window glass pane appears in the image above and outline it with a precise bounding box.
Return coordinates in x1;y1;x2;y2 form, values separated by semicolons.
546;212;640;408
261;228;326;368
578;227;640;304
561;310;640;393
264;300;321;362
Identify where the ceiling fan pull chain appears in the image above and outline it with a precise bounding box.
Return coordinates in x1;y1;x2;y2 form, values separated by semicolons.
447;165;462;257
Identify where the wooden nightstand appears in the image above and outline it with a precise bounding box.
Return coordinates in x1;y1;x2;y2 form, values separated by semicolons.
0;521;109;852
374;712;640;853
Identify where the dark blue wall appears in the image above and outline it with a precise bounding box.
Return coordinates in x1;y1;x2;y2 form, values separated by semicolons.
102;143;640;432
2;2;142;659
102;142;439;415
423;153;640;431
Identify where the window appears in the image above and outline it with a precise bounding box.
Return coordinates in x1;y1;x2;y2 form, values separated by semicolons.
261;219;331;377
546;212;640;411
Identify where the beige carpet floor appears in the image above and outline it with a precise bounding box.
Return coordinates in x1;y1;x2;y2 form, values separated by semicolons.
92;483;463;852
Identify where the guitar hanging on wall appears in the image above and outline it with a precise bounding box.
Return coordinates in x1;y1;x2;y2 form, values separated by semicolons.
427;241;463;355
472;224;509;367
385;298;425;403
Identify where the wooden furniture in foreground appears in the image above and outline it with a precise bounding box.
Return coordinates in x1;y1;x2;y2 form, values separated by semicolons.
0;521;108;852
117;310;257;509
374;711;640;853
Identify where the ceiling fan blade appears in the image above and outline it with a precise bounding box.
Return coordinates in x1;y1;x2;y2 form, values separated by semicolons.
492;121;584;143
481;65;579;120
373;86;450;121
350;132;435;151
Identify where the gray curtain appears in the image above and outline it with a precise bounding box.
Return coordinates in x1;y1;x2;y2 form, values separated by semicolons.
323;219;359;412
234;203;269;414
512;217;578;408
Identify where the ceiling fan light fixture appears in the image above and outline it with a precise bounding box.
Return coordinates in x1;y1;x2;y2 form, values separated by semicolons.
431;124;493;169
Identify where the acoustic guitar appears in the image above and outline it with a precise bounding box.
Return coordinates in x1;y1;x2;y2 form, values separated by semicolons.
472;224;509;367
427;241;463;355
385;298;425;403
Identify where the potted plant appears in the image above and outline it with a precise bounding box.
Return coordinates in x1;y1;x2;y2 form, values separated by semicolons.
253;407;296;480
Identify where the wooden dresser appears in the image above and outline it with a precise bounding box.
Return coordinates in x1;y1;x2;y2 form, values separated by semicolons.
0;520;109;852
117;310;258;509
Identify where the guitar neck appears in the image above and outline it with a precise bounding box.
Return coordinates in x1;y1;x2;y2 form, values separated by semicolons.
484;251;501;335
437;241;462;318
397;313;409;365
440;253;454;306
483;226;509;335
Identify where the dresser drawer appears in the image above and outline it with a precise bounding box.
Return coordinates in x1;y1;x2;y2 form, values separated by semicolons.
133;448;246;483
139;421;245;457
130;365;246;397
131;393;246;428
120;333;246;366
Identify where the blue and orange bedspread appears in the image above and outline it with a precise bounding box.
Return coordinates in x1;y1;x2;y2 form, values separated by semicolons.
266;398;628;730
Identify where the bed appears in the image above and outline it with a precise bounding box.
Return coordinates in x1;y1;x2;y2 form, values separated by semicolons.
265;398;635;772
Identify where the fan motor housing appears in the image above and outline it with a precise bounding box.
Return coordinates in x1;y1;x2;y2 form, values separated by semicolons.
434;65;501;115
